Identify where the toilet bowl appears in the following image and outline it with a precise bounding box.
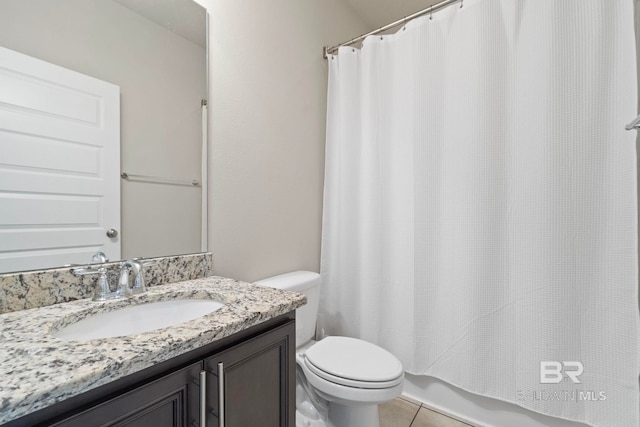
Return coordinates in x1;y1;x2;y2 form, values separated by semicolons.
298;337;404;427
255;271;404;427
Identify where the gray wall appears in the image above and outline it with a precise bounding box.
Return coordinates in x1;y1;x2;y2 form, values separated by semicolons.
0;0;205;261
196;0;369;282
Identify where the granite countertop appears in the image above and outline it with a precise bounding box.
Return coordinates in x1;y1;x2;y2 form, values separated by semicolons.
0;276;306;424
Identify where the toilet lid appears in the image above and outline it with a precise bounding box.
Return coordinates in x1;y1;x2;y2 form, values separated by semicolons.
304;336;403;383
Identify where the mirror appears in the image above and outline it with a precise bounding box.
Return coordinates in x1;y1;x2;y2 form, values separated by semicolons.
0;0;208;273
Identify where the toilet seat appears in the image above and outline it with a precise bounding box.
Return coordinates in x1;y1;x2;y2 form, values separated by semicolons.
298;355;404;405
302;337;404;389
304;357;403;389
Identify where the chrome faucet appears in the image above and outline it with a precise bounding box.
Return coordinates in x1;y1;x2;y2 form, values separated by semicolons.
117;259;144;297
73;256;155;301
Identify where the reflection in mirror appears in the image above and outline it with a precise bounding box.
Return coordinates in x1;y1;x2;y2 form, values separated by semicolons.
0;0;208;273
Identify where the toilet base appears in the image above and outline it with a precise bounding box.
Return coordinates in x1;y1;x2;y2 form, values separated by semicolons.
328;402;379;427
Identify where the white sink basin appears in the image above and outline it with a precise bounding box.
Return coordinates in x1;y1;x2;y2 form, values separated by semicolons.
52;299;225;341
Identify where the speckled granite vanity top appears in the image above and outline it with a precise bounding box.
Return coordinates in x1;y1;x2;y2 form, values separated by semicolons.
0;276;306;424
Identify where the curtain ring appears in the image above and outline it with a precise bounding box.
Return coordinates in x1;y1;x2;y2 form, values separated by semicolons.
429;6;433;20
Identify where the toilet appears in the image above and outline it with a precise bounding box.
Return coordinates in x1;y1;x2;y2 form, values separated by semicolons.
255;271;404;427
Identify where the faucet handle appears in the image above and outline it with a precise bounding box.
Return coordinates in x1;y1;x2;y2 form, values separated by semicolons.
72;266;104;276
117;259;150;296
129;259;148;295
127;258;158;295
116;260;139;298
72;266;114;301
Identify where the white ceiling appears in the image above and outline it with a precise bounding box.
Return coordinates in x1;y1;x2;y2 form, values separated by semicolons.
112;0;443;51
341;0;442;31
111;0;446;52
113;0;207;48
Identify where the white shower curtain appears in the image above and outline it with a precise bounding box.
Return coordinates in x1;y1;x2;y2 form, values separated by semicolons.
318;0;639;426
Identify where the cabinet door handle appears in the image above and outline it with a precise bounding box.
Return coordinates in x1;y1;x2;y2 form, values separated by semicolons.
200;370;207;427
218;362;225;427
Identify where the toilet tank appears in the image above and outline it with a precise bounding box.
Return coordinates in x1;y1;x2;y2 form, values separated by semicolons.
254;271;321;348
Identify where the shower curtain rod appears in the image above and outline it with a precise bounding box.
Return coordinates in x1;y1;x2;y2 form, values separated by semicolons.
323;0;460;58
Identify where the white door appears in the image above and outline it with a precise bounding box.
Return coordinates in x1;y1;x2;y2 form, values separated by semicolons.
0;46;120;272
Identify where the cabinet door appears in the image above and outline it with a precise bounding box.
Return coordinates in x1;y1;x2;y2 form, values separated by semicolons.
52;362;202;427
204;321;295;427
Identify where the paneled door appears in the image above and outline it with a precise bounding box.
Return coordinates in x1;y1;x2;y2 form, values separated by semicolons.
0;46;120;272
205;321;295;426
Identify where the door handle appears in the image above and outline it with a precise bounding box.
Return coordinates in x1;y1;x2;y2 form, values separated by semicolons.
200;370;207;427
218;362;225;427
106;228;118;238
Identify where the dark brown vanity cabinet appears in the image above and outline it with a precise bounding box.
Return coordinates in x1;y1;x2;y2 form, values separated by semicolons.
51;363;201;427
6;315;295;427
205;320;294;426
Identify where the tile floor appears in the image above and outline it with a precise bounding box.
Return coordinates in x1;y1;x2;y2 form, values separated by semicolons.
379;395;472;427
